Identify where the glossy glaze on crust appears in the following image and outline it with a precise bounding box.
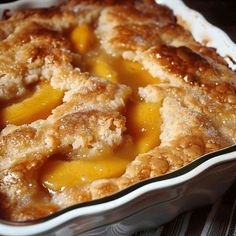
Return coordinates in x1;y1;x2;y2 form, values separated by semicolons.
0;0;235;221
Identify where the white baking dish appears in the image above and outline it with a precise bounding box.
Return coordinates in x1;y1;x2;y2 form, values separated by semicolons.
0;1;235;235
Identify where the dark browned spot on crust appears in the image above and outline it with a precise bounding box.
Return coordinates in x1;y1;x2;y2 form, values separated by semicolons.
112;23;161;51
150;45;219;86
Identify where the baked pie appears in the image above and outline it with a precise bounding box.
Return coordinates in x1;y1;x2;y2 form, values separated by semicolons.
0;0;235;221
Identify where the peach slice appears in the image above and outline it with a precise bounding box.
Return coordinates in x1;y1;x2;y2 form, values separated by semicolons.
41;138;137;192
90;55;159;99
2;82;63;126
41;150;134;192
70;24;96;54
114;59;159;92
127;101;161;153
91;54;118;83
112;59;159;100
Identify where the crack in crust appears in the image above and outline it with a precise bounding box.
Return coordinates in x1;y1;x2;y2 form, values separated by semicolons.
0;0;235;221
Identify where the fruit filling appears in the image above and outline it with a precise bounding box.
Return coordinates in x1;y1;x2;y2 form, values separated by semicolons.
0;24;161;192
1;82;63;126
41;140;137;192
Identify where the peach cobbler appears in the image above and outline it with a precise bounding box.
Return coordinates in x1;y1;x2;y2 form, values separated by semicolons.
0;0;235;221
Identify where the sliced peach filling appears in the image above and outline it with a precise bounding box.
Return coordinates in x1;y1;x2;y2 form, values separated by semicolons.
127;102;161;154
0;24;95;128
70;24;96;54
1;82;63;126
90;55;159;99
40;24;162;192
41;142;137;192
43;159;129;192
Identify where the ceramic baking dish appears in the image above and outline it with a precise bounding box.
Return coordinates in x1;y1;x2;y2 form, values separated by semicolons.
0;0;236;235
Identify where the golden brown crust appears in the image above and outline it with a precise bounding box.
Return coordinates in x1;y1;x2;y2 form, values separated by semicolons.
0;0;235;221
11;204;59;222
